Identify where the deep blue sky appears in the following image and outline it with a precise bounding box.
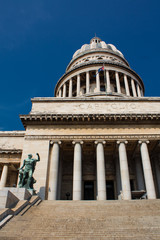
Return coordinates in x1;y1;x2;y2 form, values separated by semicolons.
0;0;159;131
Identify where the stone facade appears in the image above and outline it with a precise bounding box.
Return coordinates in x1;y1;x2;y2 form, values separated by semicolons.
0;37;160;200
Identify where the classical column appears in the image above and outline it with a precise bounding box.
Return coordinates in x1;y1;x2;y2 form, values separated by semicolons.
106;70;111;93
96;70;100;92
77;74;80;96
117;141;131;200
63;83;66;98
115;72;121;94
135;155;145;190
58;89;62;97
0;164;9;188
116;156;122;199
95;141;106;200
72;141;83;200
139;141;156;199
154;154;160;197
137;84;141;97
69;79;72;97
124;74;130;96
131;79;137;97
48;141;61;200
57;154;62;200
86;71;90;94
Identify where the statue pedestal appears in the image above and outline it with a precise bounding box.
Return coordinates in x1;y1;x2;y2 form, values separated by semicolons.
1;187;32;200
0;187;34;209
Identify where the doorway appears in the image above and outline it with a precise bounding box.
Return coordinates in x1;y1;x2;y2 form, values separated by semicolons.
84;181;94;200
106;180;115;200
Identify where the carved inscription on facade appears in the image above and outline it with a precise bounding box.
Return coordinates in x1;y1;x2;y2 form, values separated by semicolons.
75;103;136;112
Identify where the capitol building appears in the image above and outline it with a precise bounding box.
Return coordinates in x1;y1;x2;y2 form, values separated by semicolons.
0;36;160;202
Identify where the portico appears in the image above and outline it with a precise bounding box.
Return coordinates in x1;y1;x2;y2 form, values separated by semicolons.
44;138;159;201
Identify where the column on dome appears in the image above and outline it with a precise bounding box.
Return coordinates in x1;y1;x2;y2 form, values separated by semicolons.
141;89;144;97
63;83;66;97
69;78;73;97
96;70;100;92
95;141;106;200
48;141;61;200
77;74;80;96
137;84;141;97
72;141;83;200
0;164;9;188
115;71;121;94
86;71;90;94
131;79;137;97
58;88;62;97
124;74;130;96
117;141;131;200
106;70;111;93
139;141;156;199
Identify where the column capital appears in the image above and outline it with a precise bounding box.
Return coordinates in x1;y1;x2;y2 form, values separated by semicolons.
95;140;106;145
138;140;149;145
72;141;83;145
117;140;128;145
2;163;9;166
50;140;61;145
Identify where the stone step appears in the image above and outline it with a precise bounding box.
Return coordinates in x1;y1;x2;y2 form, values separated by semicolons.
0;215;13;229
0;200;160;239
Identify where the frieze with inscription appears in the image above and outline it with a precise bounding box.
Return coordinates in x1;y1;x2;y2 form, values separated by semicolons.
30;100;160;115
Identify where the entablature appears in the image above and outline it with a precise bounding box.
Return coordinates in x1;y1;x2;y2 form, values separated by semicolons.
24;134;160;141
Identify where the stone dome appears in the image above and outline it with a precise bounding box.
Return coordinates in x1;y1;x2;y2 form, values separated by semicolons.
54;37;144;99
72;37;124;59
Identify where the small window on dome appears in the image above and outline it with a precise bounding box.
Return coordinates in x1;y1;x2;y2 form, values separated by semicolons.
97;57;103;60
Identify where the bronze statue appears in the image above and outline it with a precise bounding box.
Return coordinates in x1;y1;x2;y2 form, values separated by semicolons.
18;153;40;190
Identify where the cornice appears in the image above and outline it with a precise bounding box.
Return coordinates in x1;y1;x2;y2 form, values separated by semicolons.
31;96;160;102
0;131;25;137
0;149;22;154
20;113;160;128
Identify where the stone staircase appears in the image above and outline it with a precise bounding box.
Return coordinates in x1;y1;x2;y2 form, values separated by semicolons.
0;188;41;229
0;200;160;239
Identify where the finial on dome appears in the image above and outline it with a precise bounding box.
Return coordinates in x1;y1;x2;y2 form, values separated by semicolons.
90;36;102;44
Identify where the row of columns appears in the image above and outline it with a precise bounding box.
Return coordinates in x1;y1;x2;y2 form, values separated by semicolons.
48;140;157;201
58;70;143;98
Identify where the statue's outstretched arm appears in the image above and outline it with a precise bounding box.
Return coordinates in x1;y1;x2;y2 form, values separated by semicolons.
36;153;40;162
